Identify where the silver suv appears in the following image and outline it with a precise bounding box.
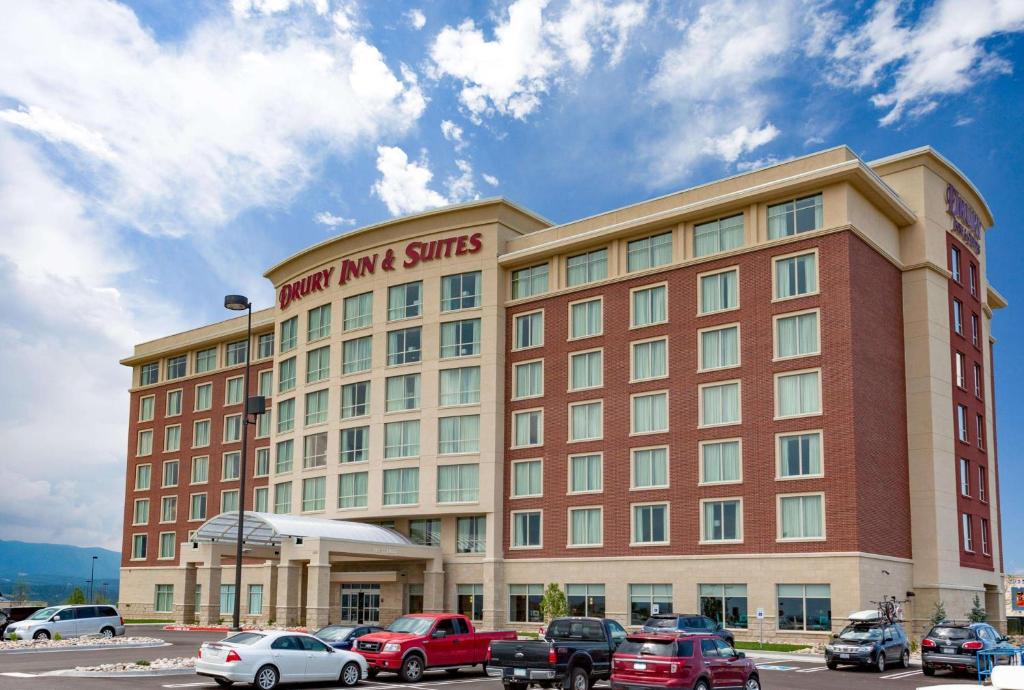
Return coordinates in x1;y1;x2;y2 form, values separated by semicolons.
4;605;125;640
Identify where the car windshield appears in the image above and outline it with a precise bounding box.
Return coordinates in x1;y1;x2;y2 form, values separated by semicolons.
931;627;973;641
316;626;355;641
388;617;433;635
645;618;678;629
28;607;60;621
224;633;264;645
838;624;882;642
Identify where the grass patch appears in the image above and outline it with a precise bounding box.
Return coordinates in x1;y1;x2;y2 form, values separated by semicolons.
135;660;151;667
735;641;810;653
124;619;174;624
516;632;540;639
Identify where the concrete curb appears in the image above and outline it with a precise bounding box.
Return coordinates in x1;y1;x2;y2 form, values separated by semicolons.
45;667;194;678
744;649;924;668
0;641;170;655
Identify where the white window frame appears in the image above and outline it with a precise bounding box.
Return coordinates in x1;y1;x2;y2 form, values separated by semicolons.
698;379;742;428
630;336;669;383
698;497;744;545
157;532;176;561
962;513;974;552
697;266;740;316
223;413;243;443
191;455;209;485
188;492;208;522
225;376;244;406
776;492;826;542
511;408;544;449
698;438;743;485
132;498;149;526
566;506;604;548
512;309;544;351
510;509;543;550
137;429;153;457
568;348;604;392
773;368;823;420
630;446;670;490
630;501;670;547
775;430;824;480
630;282;669;329
630;390;669;436
565;248;608;287
697;323;741;372
773;308;821;361
771;248;820;303
567;452;603;495
164;424;182;452
510;458;543;499
568;399;604;443
139;395;155;422
567;296;604;341
512;359;545;400
194;382;213;412
960;458;970;496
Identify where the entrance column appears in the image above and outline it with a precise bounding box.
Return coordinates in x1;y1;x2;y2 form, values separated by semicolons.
176;564;197;624
424;556;445;613
306;561;332;629
196;563;222;625
276;561;302;626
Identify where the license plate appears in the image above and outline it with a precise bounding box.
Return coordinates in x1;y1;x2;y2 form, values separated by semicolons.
514;669;527;678
633;663;647;670
839;654;849;659
943;647;956;655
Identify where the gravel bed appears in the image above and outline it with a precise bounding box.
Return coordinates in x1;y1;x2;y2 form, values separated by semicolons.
71;656;196;673
0;635;164;651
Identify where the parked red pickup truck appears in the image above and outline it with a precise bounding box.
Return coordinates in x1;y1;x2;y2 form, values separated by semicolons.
354;613;516;681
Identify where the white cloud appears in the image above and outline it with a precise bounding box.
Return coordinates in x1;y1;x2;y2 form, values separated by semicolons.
446;159;480;202
706;124;780;163
372;146;448;215
406;8;427;30
831;0;1024;125
231;0;329;17
440;119;466;149
482;173;499;186
0;106;117;162
314;211;357;227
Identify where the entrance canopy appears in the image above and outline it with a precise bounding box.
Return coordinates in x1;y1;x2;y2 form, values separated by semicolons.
194;511;416;548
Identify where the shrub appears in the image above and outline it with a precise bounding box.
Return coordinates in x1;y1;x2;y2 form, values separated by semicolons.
135;660;151;667
929;600;947;626
54;633;62;641
967;594;987;623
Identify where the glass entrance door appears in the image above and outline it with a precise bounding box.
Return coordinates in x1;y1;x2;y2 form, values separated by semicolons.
340;583;381;624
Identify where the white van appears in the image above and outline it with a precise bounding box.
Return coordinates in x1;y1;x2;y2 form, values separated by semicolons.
3;605;125;640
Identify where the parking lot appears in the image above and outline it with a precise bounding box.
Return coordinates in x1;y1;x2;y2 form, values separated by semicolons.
0;626;985;690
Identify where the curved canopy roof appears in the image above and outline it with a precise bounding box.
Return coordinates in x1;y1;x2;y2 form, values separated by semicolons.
194;512;414;548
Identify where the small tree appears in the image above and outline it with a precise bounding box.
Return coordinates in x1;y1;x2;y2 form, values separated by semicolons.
538;583;568;622
12;579;30;602
65;587;86;605
930;600;948;626
968;594;987;623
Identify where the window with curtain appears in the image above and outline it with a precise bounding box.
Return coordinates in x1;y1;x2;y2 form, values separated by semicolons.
256;412;271;438
699;270;738;314
441;271;481;311
223;414;242;442
343;292;373;331
387;327;422;365
633;392;668;434
570;401;603;441
439;366;481;406
257;333;274;359
633;504;668;544
570;454;602;493
700;325;739;370
307;304;331;341
767;194;823;239
301;476;326;512
163;459;180;486
140;361;159;386
219;584;236;615
191;456;209;484
167;389;183;416
306;345;330;383
409;518;442;546
701;382;740;426
570;351;603;391
701;440;740;483
340;426;369;463
776;311;818;358
457;516;486;553
514;311;543;349
513;361;543;399
775;253;817;299
388;282;422;320
196;347;217;373
702;500;741;541
776;370;820;417
304;389;329;425
566;249;608;286
437;463;479;503
700;584;748;629
632;448;668;489
438;414;480;454
137;429;153;456
511;264;549;299
570;299;602;339
258;369;273;397
508;584;544;622
160;496;176;522
166;355;187;380
777;584;830;631
279;357;296;392
195;383;212;411
254;448;269;476
513;410;543;447
694;214;743;257
339;472;368;508
386;374;420;411
779;432;821;477
221;489;239;513
276;398;294;433
341;381;370;418
956;404;968;441
629;584;672;625
139;395;154;422
154;584;174;612
627;232;673;272
569;508;602;546
779;494;824;539
248;585;263;615
190;493;207;520
280;316;298;352
343;336;372;374
275;439;293;473
384;420;420;458
440;318;481;358
383;468;419;505
164;425;181;452
632;285;667;327
133;498;149;524
135;464;151;490
632;339;667;381
512;460;542;497
254;486;269;512
303;432;327;468
512;511;542;547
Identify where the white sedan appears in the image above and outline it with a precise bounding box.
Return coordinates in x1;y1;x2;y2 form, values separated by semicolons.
197;630;367;689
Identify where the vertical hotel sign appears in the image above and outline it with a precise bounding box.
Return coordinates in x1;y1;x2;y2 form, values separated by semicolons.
946;184;983;255
1011;576;1024;613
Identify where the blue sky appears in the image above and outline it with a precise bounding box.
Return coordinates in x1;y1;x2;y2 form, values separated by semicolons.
0;0;1021;571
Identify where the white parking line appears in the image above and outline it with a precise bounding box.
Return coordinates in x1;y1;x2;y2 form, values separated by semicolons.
881;670;923;680
0;672;38;678
795;666;830;673
160;684;208;688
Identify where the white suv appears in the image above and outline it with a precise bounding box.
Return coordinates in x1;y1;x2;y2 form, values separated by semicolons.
4;605;125;640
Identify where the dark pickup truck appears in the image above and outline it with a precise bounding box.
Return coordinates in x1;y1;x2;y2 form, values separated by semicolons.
488;617;628;690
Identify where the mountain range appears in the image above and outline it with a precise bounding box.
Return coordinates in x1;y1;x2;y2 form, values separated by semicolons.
0;539;120;604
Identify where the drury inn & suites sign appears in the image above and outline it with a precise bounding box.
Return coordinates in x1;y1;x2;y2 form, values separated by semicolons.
946;184;983;255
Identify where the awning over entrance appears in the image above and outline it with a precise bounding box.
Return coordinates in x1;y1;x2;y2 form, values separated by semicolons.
194;511;416;549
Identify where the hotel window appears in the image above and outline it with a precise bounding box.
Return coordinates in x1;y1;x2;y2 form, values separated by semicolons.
254;486;269;512
960;458;970;496
140;362;159;386
135;464;151;490
248;584;264;615
627;232;672;272
301;476;326;512
196;347;217;373
382;467;419;505
776;311;819;359
977;414;985;449
277;398;295;433
257;332;274;359
224;413;242;442
343;292;373;331
779;494;824;540
567;584;606;618
132;534;148;560
777;584;831;631
512;460;542;497
570;298;602;339
570;401;603;441
569;508;602;546
512;511;542;548
133;499;149;525
694;214;743;257
258;369;273;398
513;361;543;400
438;463;480;503
971;313;980;345
979;466;988;502
341;381;369;419
440;366;481;406
767;193;823;239
388;282;422;321
701;439;741;484
339;472;368;508
950;245;962;282
386;373;420;412
775;252;817;299
457;516;486;553
570;350;603;391
409;519;442;546
137;429;153;456
226;339;248;366
442;271;481;312
981;518;990;555
458;584;485;620
700;381;740;426
513;410;543;447
387;327;422;365
166;389;182;417
955;352;966;388
254;447;269;477
280;316;298;352
158;533;175;560
632;448;668;489
632;338;667;381
629;584;672;626
304;389;329;426
566;248;608;286
702;499;741;542
161;496;177;523
969;263;978;296
219;585;236;616
222;451;240;480
190;493;207;521
509;584;544;623
633;504;668;545
307;303;331;341
956;404;968;442
962;513;974;551
440;318;481;358
511;264;549;299
279;357;296;392
632;285;667;327
700;325;739;370
632;392;668;434
273;482;292;514
162;460;179;488
164;425;181;452
191;456;208;484
514;311;543;349
166;355;187;380
778;432;821;478
139;395;155;422
699;269;738;314
226;376;244;405
343;336;372;374
952;299;963;334
974;363;983;398
340;426;369;463
776;370;821;418
384;420;420;458
700;584;748;629
275;439;293;473
303;432;328;469
306;346;330;383
570;454;602;493
439;415;480;454
195;383;212;411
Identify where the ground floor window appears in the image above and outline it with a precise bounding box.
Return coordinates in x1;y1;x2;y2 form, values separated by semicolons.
567;584;605;617
778;584;831;631
509;584;543;623
248;584;263;615
458;584;484;620
630;584;672;625
154;584;173;613
407;584;423;614
194;585;201;619
220;584;236;616
699;584;748;629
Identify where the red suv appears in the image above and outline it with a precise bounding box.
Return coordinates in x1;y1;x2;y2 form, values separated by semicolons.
612;633;761;690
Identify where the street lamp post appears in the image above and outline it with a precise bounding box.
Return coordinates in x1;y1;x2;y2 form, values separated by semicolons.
88;555;97;603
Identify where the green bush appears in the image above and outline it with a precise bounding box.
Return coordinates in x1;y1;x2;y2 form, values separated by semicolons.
734;641;808;652
967;594;987;623
135;660;151;667
53;633;62;641
538;583;568;622
930;600;948;626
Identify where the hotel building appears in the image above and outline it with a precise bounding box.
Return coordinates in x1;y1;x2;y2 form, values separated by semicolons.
118;146;1006;638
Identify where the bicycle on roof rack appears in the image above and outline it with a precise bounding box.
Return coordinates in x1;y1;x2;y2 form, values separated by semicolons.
868;596;908;624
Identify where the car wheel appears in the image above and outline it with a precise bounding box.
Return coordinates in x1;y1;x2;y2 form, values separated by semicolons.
693;680;710;690
570;667;589;690
100;627;115;638
876;651;886;673
400;654;424;682
744;675;761;690
367;669;379;679
214;679;234;688
33;630;50;640
826;660;838;670
340;661;361;687
900;648;910;669
254;664;280;690
922;665;935;677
